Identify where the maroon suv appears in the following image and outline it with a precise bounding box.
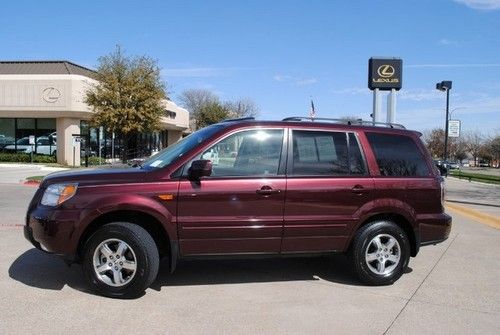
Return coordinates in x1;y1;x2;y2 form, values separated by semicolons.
24;117;451;298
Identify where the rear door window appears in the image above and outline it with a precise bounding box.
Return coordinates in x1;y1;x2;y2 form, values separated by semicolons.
291;130;367;176
366;133;430;177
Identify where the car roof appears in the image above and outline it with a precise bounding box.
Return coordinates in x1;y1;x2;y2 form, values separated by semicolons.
217;117;422;137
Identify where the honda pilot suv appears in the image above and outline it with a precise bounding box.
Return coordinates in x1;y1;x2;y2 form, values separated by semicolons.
24;117;451;298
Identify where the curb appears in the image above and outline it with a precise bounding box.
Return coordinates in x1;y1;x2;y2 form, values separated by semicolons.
445;202;500;230
22;180;41;186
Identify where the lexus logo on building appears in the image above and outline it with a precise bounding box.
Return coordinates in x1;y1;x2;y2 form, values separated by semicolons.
377;65;395;78
42;87;61;103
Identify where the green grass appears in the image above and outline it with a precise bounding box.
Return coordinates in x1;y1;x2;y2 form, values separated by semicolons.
25;175;45;182
449;170;500;185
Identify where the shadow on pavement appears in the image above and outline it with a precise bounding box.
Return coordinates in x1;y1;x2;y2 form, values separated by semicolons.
150;254;363;290
8;248;90;293
10;249;412;296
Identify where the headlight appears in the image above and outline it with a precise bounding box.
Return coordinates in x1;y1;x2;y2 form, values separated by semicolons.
41;183;78;206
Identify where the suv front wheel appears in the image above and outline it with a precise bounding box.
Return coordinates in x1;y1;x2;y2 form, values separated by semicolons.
351;220;410;285
82;222;159;298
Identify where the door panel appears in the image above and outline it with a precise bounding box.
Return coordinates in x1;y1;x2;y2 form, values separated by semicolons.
178;178;286;255
283;178;373;252
282;130;372;253
177;128;286;256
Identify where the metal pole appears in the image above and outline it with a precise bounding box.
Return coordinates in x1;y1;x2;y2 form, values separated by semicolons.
372;88;380;124
111;131;115;161
444;88;450;161
387;89;396;123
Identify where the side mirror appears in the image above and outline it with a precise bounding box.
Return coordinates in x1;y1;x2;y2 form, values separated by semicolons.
188;159;212;179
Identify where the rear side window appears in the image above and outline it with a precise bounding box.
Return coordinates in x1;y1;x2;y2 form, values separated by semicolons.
291;130;367;176
366;133;430;177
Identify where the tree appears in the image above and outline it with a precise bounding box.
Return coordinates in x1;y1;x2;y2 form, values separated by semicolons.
85;46;166;161
179;89;219;128
464;131;484;166
224;98;259;118
196;101;230;129
423;128;445;158
452;137;468;162
490;135;500;167
179;89;259;130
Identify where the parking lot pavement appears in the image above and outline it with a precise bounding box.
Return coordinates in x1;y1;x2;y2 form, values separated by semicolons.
445;177;500;219
0;184;499;334
0;163;67;184
1;212;499;334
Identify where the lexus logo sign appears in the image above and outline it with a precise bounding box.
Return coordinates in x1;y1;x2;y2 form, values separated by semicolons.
42;87;61;103
377;65;395;78
368;58;402;91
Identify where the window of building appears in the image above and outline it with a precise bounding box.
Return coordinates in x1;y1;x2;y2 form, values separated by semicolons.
366;132;430;177
0;118;56;156
0;118;15;149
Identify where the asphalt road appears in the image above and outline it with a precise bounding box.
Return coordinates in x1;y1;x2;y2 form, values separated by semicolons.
444;177;500;218
0;165;499;334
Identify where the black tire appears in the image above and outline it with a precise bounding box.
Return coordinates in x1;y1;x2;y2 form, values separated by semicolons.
351;220;410;285
82;222;159;298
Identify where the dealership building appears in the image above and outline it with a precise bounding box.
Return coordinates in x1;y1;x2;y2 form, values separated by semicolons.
0;61;190;166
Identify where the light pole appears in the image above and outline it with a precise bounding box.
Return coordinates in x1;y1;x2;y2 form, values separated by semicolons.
436;81;452;161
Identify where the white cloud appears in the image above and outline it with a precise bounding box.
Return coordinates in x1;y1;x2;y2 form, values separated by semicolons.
273;74;292;82
399;89;442;101
163;66;259;78
406;63;500;68
163;67;223;77
438;38;459;46
453;0;500;10
399;94;500;134
296;78;318;86
273;74;318;86
331;87;370;95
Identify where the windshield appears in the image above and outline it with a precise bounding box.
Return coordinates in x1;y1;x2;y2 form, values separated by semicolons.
141;124;225;169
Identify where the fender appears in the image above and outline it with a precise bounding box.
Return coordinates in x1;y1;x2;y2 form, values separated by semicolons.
73;193;177;255
344;197;417;249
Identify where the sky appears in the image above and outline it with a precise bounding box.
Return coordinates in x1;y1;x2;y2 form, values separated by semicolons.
1;0;499;135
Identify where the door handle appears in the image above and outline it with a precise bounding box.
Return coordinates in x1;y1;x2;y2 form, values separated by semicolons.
256;186;281;195
351;185;369;194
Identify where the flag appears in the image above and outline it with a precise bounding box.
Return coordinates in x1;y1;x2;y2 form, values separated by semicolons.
310;100;316;119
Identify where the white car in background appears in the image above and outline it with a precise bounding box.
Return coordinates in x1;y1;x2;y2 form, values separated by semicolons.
3;136;57;156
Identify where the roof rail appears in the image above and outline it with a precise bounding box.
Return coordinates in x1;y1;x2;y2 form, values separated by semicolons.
282;117;406;129
220;117;255;123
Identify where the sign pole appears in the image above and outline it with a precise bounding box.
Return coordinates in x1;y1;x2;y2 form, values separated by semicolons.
444;88;450;162
372;88;380;124
387;88;396;123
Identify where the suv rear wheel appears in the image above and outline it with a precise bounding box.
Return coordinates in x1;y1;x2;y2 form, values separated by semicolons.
351;220;410;285
82;222;159;298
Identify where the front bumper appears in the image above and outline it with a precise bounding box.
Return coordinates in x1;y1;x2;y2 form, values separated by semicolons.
24;225;42;250
24;204;82;257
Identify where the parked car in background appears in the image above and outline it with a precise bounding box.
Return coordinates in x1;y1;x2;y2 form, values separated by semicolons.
25;117;451;298
3;136;56;155
0;135;15;149
434;160;448;176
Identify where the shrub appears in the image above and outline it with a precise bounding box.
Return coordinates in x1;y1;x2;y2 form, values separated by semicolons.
0;152;56;163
